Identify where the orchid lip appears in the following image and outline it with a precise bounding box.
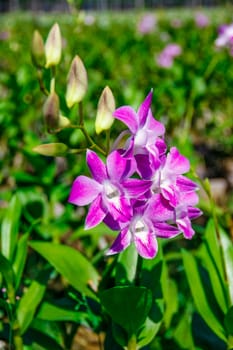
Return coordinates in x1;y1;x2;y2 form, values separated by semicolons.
103;181;120;200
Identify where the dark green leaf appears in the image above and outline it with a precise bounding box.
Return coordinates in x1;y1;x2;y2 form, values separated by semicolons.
182;249;227;342
100;286;152;337
29;241;99;300
13;233;29;290
224;306;233;335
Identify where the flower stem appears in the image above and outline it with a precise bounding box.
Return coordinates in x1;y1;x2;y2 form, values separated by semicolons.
127;335;137;350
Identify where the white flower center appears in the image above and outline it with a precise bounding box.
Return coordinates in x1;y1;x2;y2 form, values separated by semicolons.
103;181;119;200
134;128;147;147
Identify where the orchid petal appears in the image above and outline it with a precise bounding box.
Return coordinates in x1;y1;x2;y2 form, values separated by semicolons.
154;222;180;238
134;228;158;259
176;175;198;192
177;217;195;239
107;150;134;181
107;228;131;255
146;194;174;221
135;154;153;179
166;147;190;174
68;176;101;206
86;150;107;183
137;91;153;127
85;195;106;229
113;106;138;133
187;207;202;220
122;178;152;197
105;196;132;222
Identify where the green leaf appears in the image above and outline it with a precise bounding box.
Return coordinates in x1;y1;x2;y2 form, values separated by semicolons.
100;286;152;337
17;280;46;334
219;226;233;305
0;253;15;303
224;306;233;335
182;249;227;342
115;244;138;285
173;304;195;350
198;220;228;313
137;312;162;348
37;301;89;325
1;194;21;261
13;233;29;290
29;241;99;300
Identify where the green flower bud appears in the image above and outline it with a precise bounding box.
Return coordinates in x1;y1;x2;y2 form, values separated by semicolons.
31;30;45;68
45;23;62;68
59;115;71;128
65;55;88;108
33;143;68;157
95;86;115;135
43;91;60;131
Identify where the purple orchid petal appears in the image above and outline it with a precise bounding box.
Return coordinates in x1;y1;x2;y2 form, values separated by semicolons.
122;178;152;197
145;111;165;137
104;213;121;230
134;227;158;259
103;192;132;223
113;106;138;133
106;150;135;182
161;185;178;207
135;154;153;179
86;150;107;183
154;222;180;238
137;91;153;127
187;207;202;220
180;191;199;206
166;147;190;174
68;176;102;206
146;194;174;221
177;217;195;239
107;228;131;255
85;195;106;229
176;175;198;192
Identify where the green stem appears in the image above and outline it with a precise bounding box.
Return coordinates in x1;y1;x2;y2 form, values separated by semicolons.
13;322;23;350
36;69;49;96
127;334;137;350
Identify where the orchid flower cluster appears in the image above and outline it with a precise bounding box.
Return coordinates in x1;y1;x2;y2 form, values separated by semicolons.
68;91;201;259
156;43;182;68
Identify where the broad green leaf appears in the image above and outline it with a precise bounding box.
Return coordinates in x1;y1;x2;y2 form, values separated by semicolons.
13;233;29;290
37;301;89;325
29;241;99;300
0;253;15;303
115;244;138;285
100;286;152;337
182;249;227;342
1;195;21;261
17;280;46;334
219;226;233;305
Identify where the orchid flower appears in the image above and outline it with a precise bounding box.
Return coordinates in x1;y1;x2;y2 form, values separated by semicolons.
68;149;151;229
113;91;166;177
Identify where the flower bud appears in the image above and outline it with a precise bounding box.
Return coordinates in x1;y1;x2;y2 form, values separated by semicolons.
45;23;62;68
59;115;71;128
43;92;60;131
33;143;68;157
95;86;115;134
31;30;45;68
65;55;88;108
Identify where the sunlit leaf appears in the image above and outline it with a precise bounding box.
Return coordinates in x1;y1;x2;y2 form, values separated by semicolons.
219;226;233;306
29;241;99;300
17;280;46;334
1;194;21;261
